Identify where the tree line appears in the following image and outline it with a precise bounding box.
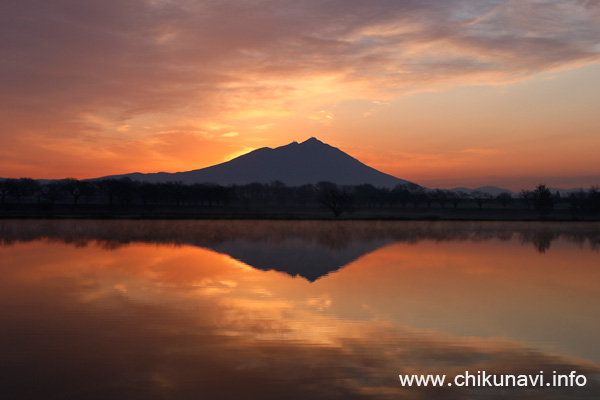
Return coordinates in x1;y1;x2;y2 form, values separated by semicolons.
0;177;599;217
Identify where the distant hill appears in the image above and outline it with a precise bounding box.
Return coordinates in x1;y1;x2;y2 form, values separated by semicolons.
450;186;514;196
95;137;414;188
449;186;583;196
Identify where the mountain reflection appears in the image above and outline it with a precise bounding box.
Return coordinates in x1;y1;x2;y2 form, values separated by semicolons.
209;238;393;281
0;220;599;280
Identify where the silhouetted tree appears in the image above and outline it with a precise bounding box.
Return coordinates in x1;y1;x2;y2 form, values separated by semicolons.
449;191;468;209
423;191;434;209
24;179;41;202
295;184;314;208
137;182;160;207
0;179;8;206
63;178;89;206
375;187;391;208
188;183;204;206
243;182;267;205
41;182;64;205
166;181;188;206
585;185;600;214
406;183;425;208
4;178;39;204
33;182;46;204
568;189;586;215
496;192;513;209
355;184;377;208
3;179;18;204
568;185;600;216
97;178;133;207
470;190;492;209
392;184;411;208
433;189;449;209
234;183;265;208
270;181;289;208
452;190;471;208
207;184;222;206
121;180;137;208
386;187;401;208
234;185;251;209
532;184;553;217
519;190;533;210
316;181;353;217
4;178;22;204
554;191;561;202
215;185;230;206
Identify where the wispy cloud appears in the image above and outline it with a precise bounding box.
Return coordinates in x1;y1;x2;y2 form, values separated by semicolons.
461;148;503;155
3;0;598;117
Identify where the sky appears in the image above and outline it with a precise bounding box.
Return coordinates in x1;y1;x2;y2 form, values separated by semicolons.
1;0;599;190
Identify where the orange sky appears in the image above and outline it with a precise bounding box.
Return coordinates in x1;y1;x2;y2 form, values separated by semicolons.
1;0;599;190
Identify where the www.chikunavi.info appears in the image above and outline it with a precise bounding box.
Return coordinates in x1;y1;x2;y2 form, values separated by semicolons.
399;370;588;387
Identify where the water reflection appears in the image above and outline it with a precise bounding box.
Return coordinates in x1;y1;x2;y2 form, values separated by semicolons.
0;220;599;399
0;220;599;279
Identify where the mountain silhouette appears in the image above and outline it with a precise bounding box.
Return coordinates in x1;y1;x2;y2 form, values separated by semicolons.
98;137;413;188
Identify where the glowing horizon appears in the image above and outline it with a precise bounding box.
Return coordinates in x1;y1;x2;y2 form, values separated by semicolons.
1;0;599;191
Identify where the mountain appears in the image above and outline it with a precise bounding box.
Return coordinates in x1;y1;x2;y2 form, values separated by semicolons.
97;137;414;188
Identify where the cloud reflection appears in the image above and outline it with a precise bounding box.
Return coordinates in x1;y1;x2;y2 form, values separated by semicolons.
0;240;598;399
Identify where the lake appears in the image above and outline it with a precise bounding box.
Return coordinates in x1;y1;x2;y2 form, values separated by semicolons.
1;220;599;399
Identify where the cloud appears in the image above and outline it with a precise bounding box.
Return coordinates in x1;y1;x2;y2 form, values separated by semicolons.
460;148;502;155
1;0;599;176
3;0;599;113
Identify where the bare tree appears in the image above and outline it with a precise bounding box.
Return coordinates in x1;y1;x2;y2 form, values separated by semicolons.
519;190;533;210
496;192;513;209
406;183;425;208
433;189;449;209
470;190;492;209
316;181;353;217
42;182;63;205
392;184;411;209
63;178;89;206
4;178;39;204
449;191;468;209
97;178;134;208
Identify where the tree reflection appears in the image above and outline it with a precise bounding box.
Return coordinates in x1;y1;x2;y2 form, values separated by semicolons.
521;230;555;254
0;221;598;279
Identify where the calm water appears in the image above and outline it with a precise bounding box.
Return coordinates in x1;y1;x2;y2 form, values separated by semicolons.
1;220;599;399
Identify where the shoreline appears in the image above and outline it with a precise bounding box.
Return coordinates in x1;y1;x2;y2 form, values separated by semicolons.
1;209;599;222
